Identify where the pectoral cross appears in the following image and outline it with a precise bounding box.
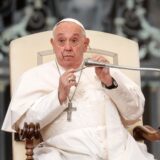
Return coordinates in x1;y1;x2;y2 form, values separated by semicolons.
66;101;77;121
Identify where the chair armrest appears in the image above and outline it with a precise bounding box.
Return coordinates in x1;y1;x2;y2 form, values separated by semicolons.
133;125;160;141
15;122;43;160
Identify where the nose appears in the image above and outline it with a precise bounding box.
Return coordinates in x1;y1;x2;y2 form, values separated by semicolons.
64;41;72;50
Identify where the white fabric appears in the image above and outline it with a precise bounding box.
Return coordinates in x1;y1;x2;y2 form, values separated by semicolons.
2;61;155;160
53;18;86;34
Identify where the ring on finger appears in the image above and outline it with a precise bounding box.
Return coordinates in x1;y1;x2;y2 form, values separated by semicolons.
68;78;72;82
68;77;75;83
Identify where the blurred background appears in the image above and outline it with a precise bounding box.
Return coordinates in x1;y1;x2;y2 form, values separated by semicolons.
0;0;160;159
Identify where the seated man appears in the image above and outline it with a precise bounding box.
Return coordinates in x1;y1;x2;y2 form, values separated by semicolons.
2;18;155;160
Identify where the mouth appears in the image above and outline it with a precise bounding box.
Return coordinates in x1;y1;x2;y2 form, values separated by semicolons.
64;55;73;57
63;55;74;61
63;54;74;58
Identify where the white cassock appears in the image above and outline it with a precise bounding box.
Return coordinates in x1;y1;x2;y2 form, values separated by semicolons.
2;61;155;160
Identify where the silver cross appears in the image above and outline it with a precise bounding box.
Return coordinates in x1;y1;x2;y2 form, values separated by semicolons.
66;101;77;121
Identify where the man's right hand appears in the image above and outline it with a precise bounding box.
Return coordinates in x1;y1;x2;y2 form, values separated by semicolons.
58;69;77;104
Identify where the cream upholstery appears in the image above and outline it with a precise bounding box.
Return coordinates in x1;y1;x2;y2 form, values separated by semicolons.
9;30;142;160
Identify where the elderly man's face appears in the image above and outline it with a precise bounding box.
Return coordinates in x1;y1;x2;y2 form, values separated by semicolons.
51;22;89;69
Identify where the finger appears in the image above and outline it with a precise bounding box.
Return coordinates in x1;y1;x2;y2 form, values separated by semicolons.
66;73;76;81
91;55;108;63
68;75;76;83
67;78;77;87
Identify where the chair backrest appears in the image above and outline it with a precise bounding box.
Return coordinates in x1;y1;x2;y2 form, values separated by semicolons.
10;30;141;160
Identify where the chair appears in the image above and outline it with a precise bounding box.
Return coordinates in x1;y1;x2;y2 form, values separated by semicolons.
9;30;160;160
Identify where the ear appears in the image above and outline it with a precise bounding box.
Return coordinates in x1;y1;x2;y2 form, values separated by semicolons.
50;38;54;46
83;37;90;52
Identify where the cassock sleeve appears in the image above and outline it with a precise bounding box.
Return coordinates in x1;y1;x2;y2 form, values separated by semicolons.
18;90;68;130
2;65;68;132
104;68;145;122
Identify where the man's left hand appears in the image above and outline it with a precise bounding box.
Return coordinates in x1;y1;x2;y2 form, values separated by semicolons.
92;55;113;86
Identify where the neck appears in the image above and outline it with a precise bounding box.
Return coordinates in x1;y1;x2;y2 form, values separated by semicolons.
58;61;84;70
